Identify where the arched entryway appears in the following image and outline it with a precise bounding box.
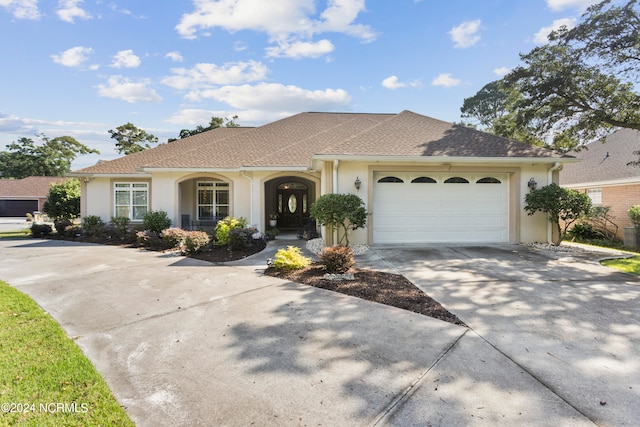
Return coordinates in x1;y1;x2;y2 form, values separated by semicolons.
264;176;316;230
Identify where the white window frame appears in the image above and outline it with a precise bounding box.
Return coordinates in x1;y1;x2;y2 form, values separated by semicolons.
196;181;229;221
114;182;148;221
586;188;602;205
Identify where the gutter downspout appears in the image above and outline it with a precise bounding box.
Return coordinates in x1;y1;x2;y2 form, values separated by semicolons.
332;159;339;244
547;161;563;244
241;170;254;226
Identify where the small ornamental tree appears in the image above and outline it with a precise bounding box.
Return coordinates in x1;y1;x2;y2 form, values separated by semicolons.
524;183;592;245
310;193;367;246
43;179;81;220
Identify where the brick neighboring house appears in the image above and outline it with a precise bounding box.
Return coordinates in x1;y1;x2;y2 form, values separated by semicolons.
0;176;67;217
560;129;640;240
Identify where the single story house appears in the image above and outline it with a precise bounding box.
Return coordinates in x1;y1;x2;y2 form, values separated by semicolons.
69;110;576;245
0;176;67;217
560;129;640;240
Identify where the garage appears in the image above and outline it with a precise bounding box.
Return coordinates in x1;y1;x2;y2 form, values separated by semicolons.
373;172;509;244
0;199;39;217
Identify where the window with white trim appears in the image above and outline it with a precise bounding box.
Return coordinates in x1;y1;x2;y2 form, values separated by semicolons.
586;188;602;205
197;181;229;220
114;182;148;221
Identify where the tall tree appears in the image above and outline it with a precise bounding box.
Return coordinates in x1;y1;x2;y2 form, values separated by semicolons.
460;81;510;130
502;0;640;150
169;115;239;142
108;122;159;155
0;134;99;178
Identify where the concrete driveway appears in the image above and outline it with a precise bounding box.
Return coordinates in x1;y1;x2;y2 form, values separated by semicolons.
0;238;637;426
361;244;640;427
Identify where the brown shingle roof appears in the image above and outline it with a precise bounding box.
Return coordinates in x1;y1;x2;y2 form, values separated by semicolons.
560;129;640;185
0;176;68;198
318;111;568;158
71;111;568;175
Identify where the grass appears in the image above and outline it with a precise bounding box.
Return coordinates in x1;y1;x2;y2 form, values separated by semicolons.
0;229;30;239
601;256;640;275
0;280;134;426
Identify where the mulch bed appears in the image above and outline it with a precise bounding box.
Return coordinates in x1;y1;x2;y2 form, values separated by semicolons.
264;264;466;327
188;240;267;263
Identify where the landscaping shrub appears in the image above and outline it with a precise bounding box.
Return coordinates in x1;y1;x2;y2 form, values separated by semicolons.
110;216;130;239
136;230;162;249
30;223;52;237
143;210;171;234
567;222;600;240
319;245;355;274
214;216;247;246
54;218;73;235
184;231;210;254
228;227;256;251
273;246;311;270
82;215;106;236
161;227;188;249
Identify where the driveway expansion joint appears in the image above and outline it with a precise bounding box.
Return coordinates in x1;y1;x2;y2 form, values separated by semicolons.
368;329;470;426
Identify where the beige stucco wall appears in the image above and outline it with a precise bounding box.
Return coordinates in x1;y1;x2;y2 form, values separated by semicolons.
81;161;559;244
320;160;558;246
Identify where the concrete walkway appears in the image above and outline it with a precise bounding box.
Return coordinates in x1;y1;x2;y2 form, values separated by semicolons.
0;237;636;426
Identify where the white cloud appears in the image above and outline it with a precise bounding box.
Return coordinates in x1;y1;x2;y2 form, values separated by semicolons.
449;19;482;48
56;0;92;23
0;0;41;20
534;17;576;44
381;75;420;90
546;0;599;11
189;82;351;111
51;46;94;68
165;51;184;62
493;66;511;76
110;49;141;68
175;0;375;58
167;108;287;127
97;76;163;103
266;39;334;59
161;61;268;90
431;73;462;88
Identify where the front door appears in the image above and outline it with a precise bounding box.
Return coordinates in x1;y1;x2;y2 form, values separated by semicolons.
276;182;309;229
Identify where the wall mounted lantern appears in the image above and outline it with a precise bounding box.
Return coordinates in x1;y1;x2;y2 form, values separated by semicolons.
527;177;537;191
354;177;362;190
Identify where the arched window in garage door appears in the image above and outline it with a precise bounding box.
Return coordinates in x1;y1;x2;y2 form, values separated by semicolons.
411;176;437;183
444;177;469;184
476;177;502;184
377;176;404;183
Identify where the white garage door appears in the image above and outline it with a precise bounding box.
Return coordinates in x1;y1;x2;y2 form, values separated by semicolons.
373;172;509;244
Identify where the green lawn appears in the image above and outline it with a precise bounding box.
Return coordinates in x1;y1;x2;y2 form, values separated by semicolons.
601;256;640;275
0;229;30;239
0;280;134;426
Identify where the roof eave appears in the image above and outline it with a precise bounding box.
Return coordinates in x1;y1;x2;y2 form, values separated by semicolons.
562;176;640;188
311;154;579;167
66;172;152;178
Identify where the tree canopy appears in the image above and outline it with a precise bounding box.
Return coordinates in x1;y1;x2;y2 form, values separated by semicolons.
309;193;367;247
43;178;81;220
462;0;640;153
0;134;99;179
108;122;159;155
169;115;239;142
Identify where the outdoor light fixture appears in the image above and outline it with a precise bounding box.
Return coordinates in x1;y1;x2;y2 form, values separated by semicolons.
528;177;537;191
354;177;361;190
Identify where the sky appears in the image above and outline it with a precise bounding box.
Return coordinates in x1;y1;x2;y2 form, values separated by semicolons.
0;0;604;170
